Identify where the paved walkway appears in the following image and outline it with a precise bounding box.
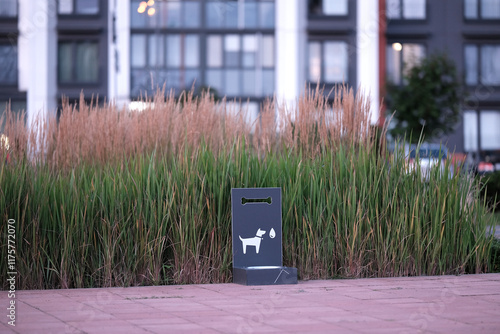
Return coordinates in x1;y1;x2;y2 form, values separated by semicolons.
2;274;500;333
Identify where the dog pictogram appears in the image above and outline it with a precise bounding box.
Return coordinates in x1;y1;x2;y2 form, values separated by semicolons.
239;228;266;254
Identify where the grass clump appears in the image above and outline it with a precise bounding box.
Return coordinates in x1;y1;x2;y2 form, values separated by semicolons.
0;86;496;289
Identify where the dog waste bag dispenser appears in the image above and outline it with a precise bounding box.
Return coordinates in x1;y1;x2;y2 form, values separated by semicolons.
231;188;297;285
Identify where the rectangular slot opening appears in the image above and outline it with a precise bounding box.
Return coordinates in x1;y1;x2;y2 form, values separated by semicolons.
241;196;272;205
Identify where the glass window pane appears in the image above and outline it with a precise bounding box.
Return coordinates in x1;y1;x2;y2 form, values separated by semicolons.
481;0;500;18
131;35;146;67
481;45;500;85
164;1;181;27
225;35;240;67
184;1;200;28
207;35;223;68
206;2;224;28
386;44;401;84
58;0;73;14
225;34;240;51
225;69;240;96
323;0;348;15
206;69;223;93
0;44;17;84
463;111;478;152
185;35;199;67
402;0;426;19
131;1;148;27
149;35;164;67
402;43;424;77
166;70;180;90
243;35;257;68
242;69;256;96
167;35;181;67
154;70;169;91
76;0;99;14
261;36;274;68
309;42;321;82
131;69;151;96
464;45;478;85
0;0;17;16
480;111;500;150
244;2;258;28
58;43;73;82
260;2;275;28
465;0;478;18
386;0;401;19
76;42;98;82
262;69;274;96
184;69;200;89
324;41;347;83
225;1;238;28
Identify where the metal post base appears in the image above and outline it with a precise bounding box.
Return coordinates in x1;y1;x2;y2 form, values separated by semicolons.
233;266;298;286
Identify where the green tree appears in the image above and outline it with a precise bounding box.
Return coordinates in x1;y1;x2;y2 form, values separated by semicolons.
386;53;463;143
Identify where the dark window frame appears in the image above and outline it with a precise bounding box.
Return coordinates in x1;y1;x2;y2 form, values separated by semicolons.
204;33;275;98
307;38;351;85
464;42;500;87
0;39;18;86
130;32;201;95
0;0;17;18
308;0;350;17
386;0;428;21
130;0;276;100
385;41;427;86
57;0;101;17
57;38;101;86
463;0;500;21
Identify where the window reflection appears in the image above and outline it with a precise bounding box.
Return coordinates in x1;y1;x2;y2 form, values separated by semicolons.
130;0;275;98
205;34;275;97
386;43;425;85
308;41;348;84
465;44;500;86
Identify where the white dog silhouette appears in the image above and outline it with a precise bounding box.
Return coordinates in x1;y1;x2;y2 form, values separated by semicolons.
239;228;266;254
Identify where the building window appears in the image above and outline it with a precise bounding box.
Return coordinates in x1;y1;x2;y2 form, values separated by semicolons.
309;0;348;16
58;41;99;84
0;0;17;17
308;41;348;84
464;110;500;151
465;0;500;19
0;43;17;84
205;34;274;97
58;0;100;15
205;0;274;29
386;42;425;85
465;44;500;86
463;111;478;152
130;33;200;96
131;0;201;28
386;0;426;19
480;111;500;150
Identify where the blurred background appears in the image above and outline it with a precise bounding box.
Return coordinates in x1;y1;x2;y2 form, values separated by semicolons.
0;0;499;171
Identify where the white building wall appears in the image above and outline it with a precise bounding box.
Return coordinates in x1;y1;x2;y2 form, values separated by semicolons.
108;0;130;108
275;0;306;107
19;0;57;125
357;0;380;124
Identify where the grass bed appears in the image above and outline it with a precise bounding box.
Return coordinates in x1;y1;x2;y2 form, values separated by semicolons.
0;87;495;289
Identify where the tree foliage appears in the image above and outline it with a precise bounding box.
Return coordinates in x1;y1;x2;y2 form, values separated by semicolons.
386;53;463;143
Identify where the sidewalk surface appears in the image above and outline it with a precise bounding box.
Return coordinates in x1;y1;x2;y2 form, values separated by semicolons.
2;274;500;333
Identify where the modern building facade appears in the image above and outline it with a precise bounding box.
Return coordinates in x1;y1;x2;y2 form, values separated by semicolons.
1;0;499;159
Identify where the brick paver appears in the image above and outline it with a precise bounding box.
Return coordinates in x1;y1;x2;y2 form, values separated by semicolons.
2;274;500;333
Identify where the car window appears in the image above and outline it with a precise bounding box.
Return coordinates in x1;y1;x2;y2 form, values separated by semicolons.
408;148;446;159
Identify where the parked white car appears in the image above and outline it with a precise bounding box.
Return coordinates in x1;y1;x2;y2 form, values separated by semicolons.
404;143;450;180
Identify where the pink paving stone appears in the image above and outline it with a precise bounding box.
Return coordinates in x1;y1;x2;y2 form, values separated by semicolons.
2;274;500;333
